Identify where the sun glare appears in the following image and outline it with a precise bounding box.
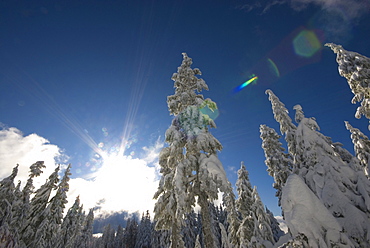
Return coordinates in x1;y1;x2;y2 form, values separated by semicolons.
68;141;161;215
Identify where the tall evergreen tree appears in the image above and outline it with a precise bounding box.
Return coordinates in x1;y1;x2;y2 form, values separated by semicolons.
260;124;292;207
222;184;240;247
235;162;254;247
12;161;45;236
59;196;83;248
265;90;297;158
21;165;60;247
101;223;115;248
209;203;221;248
46;164;71;247
115;224;125;248
124;217;138;248
250;187;274;247
345;121;370;177
0;165;19;248
153;53;233;248
325;43;370;129
75;208;94;248
182;210;198;248
135;211;152;248
0;165;18;224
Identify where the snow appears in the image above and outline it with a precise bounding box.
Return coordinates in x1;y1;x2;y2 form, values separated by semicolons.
281;174;353;248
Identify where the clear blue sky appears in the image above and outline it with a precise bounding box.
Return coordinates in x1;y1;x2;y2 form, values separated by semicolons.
1;0;370;215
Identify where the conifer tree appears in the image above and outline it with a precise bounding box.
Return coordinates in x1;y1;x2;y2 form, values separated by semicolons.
235;162;254;247
0;165;18;224
115;224;125;248
153;53;233;248
250;187;274;247
12;161;45;236
222;186;240;247
59;196;83;248
260;124;292;206
290;103;370;246
102;223;115;248
135;211;152;248
75;208;94;248
46;164;71;247
182;210;198;248
0;166;19;248
124;217;138;248
345;121;370;177
265;90;297;158
21;165;60;247
265;207;284;243
325;43;370;129
209;203;221;248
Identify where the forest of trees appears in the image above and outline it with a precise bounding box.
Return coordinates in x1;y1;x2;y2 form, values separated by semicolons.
1;43;370;247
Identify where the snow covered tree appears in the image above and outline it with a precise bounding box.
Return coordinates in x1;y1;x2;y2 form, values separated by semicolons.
75;208;94;248
124;217;138;248
290;103;370;246
59;196;83;248
260;124;292;207
221;188;240;247
265;207;284;243
11;161;45;235
235;162;254;247
250;187;274;247
265;90;297;159
0;165;18;224
153;53;233;248
0;166;19;248
115;224;125;248
325;43;370;129
135;211;152;248
182;210;198;248
21;165;60;247
345;121;370;177
45;164;71;247
102;224;115;248
209;203;221;248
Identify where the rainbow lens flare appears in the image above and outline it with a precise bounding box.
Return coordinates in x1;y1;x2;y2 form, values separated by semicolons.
233;76;258;93
293;30;321;58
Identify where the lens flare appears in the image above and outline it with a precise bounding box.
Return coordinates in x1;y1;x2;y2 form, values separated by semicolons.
293;30;321;58
267;58;280;77
233;76;258;93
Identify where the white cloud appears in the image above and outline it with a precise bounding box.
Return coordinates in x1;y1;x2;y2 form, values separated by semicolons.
0;126;64;190
240;0;369;19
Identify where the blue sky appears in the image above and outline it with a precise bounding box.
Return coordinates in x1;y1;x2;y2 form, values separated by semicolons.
1;0;370;215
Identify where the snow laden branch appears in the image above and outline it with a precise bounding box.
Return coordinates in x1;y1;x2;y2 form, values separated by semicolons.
326;43;370;129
